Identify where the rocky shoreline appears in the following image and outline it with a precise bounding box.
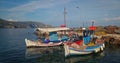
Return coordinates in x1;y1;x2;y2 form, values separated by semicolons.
101;34;120;46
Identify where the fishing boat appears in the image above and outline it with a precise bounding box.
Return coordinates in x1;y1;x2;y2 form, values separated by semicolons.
25;27;70;47
64;35;105;57
63;22;105;57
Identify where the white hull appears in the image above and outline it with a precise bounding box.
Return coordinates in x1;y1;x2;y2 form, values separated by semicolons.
25;38;63;47
64;43;105;57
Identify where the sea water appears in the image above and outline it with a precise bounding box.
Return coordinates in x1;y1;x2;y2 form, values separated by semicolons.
0;28;120;63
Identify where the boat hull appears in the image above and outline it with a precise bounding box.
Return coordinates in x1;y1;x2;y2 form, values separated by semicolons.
64;43;105;57
25;38;63;47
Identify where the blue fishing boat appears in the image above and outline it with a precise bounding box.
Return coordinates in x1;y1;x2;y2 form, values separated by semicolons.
25;27;69;47
64;26;105;57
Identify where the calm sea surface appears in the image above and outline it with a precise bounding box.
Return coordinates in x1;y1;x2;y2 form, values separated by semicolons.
0;28;120;63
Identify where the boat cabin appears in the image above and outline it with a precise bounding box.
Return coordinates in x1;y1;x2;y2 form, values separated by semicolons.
34;27;70;43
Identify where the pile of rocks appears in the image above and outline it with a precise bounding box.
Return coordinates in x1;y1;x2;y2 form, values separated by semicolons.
101;36;120;46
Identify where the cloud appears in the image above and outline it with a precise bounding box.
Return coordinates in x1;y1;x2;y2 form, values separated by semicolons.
7;19;17;21
104;16;120;21
8;0;71;12
92;0;120;11
5;0;71;21
9;1;50;12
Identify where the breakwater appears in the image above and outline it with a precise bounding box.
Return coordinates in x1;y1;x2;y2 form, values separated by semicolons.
101;34;120;46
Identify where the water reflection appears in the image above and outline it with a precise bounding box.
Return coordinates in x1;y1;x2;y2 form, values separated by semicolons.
65;52;105;63
25;46;65;63
25;46;105;63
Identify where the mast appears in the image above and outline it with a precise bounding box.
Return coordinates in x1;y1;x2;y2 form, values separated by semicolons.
64;7;66;27
92;21;94;26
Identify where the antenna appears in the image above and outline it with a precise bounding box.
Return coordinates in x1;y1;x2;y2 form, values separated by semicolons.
83;20;84;28
92;21;94;26
64;7;66;27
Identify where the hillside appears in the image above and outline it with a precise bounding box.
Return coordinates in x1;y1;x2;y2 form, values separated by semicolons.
0;18;52;28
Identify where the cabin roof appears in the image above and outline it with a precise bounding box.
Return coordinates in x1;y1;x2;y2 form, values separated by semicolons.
36;27;70;32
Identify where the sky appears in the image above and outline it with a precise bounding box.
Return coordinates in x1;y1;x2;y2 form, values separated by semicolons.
0;0;120;27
